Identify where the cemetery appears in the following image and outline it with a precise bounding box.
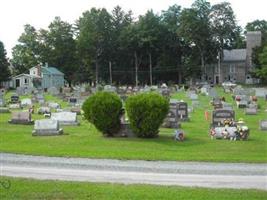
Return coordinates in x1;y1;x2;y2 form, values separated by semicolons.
0;85;266;163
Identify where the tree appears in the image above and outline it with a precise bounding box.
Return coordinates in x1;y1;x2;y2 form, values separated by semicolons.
178;0;214;80
77;8;113;85
39;17;78;85
11;24;40;74
0;41;11;83
210;2;239;50
255;44;267;82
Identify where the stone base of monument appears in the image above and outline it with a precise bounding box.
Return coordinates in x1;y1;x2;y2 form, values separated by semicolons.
162;121;181;129
115;122;135;137
32;119;63;136
0;107;10;113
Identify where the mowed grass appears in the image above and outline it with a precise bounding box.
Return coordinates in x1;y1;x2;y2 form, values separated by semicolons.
0;177;266;200
0;87;266;162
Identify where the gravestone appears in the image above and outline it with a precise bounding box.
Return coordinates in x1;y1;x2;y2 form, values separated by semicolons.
212;97;222;109
162;99;180;128
10;95;20;103
21;98;32;107
222;102;233;110
177;102;188;121
51;111;79;125
8;103;21;109
36;93;45;104
209;88;218;98
189;93;198;100
16;87;25;95
48;102;60;109
48;87;59;95
254;88;267;97
69;97;78;106
38;107;51;114
70;107;81;115
32;119;63;136
104;85;117;93
212;126;237;140
0;95;5;107
0;107;10;113
260;120;267;131
212;109;235;126
192;100;200;108
245;107;257;115
8;111;34;124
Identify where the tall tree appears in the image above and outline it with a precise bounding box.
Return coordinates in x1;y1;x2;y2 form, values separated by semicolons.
77;8;113;84
38;17;78;84
0;41;11;83
255;44;267;82
178;0;213;80
11;24;40;74
210;2;239;50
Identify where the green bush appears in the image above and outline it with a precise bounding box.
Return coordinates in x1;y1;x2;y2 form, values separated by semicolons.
125;92;169;138
82;91;122;136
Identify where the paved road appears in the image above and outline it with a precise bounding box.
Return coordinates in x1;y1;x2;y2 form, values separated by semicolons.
1;153;267;190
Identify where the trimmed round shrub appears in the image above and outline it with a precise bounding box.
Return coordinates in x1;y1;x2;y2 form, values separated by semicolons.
125;92;169;138
82;91;122;136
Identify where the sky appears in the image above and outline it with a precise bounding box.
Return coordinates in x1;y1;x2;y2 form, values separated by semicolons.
0;0;267;58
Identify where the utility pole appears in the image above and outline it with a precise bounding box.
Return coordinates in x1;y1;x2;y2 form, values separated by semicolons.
149;53;152;86
134;51;138;87
109;61;112;85
95;59;99;85
218;51;221;84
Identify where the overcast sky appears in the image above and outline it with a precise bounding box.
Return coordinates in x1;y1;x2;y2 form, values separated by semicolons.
1;0;266;57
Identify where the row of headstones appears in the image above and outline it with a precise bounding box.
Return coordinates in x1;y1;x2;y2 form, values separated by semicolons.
8;111;79;136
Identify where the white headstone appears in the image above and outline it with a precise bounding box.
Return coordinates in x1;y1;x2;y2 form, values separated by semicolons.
32;119;63;136
51;111;79;125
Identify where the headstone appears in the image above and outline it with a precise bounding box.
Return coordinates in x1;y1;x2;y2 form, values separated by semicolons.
212;109;235;126
8;111;33;124
21;98;32;107
10;95;20;103
162;99;180;128
36;94;45;104
32;119;63;136
69;97;78;106
48;102;60;109
0;95;5;107
260;120;267;131
8;103;21;109
48;87;59;95
222;102;233;110
16;87;25;95
254;88;267;97
51;111;79;125
192;100;200;108
189;93;198;100
209;88;218;98
212;97;222;109
38;107;51;114
245;107;257;115
70;107;81;115
104;85;117;93
0;107;10;113
177;102;188;121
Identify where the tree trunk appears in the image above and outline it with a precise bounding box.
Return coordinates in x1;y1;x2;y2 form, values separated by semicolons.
201;52;205;81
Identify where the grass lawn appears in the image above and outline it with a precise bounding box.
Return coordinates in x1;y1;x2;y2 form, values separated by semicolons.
0;177;266;200
0;87;266;162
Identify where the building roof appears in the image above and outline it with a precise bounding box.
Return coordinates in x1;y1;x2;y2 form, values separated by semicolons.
42;66;64;75
13;73;40;79
223;49;246;62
